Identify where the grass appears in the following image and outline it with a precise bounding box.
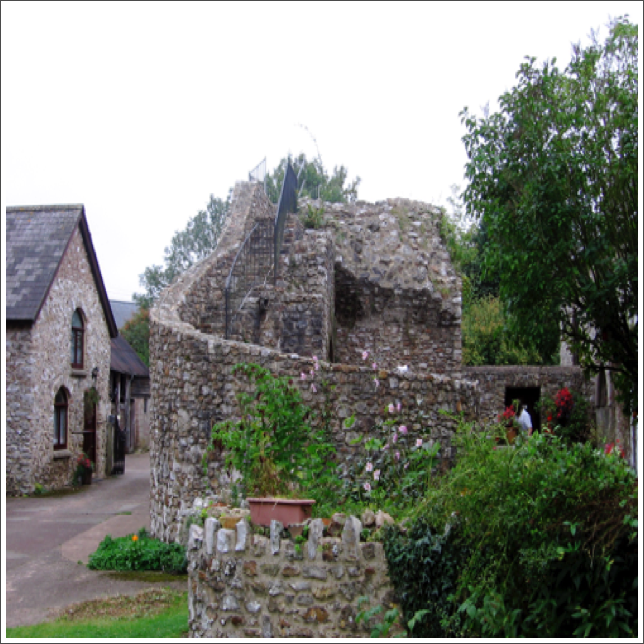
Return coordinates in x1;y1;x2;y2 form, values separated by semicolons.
6;588;188;639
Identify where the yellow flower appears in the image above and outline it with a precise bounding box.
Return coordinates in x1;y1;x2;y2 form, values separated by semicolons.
132;535;139;542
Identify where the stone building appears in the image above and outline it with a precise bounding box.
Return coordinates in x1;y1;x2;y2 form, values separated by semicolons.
148;181;596;543
5;204;118;495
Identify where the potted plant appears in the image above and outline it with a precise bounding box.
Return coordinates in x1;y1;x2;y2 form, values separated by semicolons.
75;452;94;485
203;363;336;525
498;405;518;444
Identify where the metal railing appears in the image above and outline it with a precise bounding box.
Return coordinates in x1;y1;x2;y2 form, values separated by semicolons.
249;157;267;195
224;219;274;339
224;162;299;338
273;162;298;284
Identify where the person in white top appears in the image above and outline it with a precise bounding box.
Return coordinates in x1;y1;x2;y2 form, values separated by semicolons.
517;401;533;436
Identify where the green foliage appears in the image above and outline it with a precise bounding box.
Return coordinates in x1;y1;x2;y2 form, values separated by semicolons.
461;17;638;413
88;528;187;574
383;519;469;637
204;364;338;504
301;203;325;229
265;153;360;204
462;295;557;365
541;388;592;445
134;194;230;308
338;400;441;519
355;596;406;637
390;416;638;637
120;307;150;366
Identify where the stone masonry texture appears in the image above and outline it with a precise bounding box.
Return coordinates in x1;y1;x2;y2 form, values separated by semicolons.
149;181;592;545
187;517;399;638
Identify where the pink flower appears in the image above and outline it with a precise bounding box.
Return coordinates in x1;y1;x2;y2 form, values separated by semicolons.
364;482;371;492
392;433;398;443
311;384;317;393
374;378;380;389
310;369;314;377
404;463;409;470
300;372;306;380
314;361;320;370
365;462;373;472
374;469;381;481
416;438;423;447
372;362;377;370
312;355;318;362
395;451;401;461
382;444;389;451
399;425;408;434
388;403;395;414
362;350;369;360
396;402;401;412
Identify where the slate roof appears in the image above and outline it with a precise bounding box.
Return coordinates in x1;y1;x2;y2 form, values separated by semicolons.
110;334;149;378
6;204;118;337
110;300;140;329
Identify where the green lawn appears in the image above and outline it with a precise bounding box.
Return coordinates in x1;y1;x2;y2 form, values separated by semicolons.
6;590;188;639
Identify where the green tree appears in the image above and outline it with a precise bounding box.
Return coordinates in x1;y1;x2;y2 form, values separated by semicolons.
133;194;230;309
120;307;150;367
461;17;638;411
265;153;360;204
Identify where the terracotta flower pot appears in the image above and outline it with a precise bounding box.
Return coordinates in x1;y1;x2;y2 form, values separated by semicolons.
247;498;315;527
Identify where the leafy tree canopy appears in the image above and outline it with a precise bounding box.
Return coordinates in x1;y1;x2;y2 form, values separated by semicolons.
460;16;638;411
133;194;230;309
120;307;150;367
265;153;360;204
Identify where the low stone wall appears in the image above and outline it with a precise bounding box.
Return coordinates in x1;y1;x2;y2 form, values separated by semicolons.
187;516;397;638
464;365;594;427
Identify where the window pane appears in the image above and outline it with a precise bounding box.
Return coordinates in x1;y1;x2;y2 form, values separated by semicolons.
72;310;83;329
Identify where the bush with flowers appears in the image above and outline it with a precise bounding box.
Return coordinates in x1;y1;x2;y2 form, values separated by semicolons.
72;452;94;485
541;387;592;445
88;527;187;573
384;414;638;638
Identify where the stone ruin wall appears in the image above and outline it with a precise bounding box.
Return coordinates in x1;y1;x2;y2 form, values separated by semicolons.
149;322;477;543
465;365;594;428
149;182;475;543
186;517;398;638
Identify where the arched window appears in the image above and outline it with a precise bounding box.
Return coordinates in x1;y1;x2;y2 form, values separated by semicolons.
71;309;84;369
54;388;68;450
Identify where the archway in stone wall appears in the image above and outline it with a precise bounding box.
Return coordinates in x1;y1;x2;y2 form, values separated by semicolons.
505;386;541;431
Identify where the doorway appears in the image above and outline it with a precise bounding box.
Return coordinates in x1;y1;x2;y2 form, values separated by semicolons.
82;389;97;466
505;386;541;431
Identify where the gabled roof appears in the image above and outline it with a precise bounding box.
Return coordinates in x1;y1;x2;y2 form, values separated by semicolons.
110;335;149;378
6;204;118;338
110;300;140;330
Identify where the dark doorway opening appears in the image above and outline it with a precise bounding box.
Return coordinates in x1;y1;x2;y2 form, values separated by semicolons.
505;386;541;431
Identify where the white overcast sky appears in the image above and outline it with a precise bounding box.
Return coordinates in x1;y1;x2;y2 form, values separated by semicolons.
2;1;641;302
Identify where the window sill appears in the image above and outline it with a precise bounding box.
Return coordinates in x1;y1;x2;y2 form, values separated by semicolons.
71;368;87;378
53;449;72;460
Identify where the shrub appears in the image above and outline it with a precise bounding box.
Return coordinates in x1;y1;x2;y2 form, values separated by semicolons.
386;418;638;638
541;388;592;444
88;528;187;573
204;363;339;505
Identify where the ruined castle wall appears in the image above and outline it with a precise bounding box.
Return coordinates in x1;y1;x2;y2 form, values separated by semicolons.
186;517;398;638
149;317;477;542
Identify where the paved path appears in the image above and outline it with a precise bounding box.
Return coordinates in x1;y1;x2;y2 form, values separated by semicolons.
4;452;185;629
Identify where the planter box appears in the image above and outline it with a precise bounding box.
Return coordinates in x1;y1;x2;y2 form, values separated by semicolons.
247;498;315;527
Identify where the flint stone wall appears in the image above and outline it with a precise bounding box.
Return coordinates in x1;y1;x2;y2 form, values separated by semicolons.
187;517;399;638
149;324;478;542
